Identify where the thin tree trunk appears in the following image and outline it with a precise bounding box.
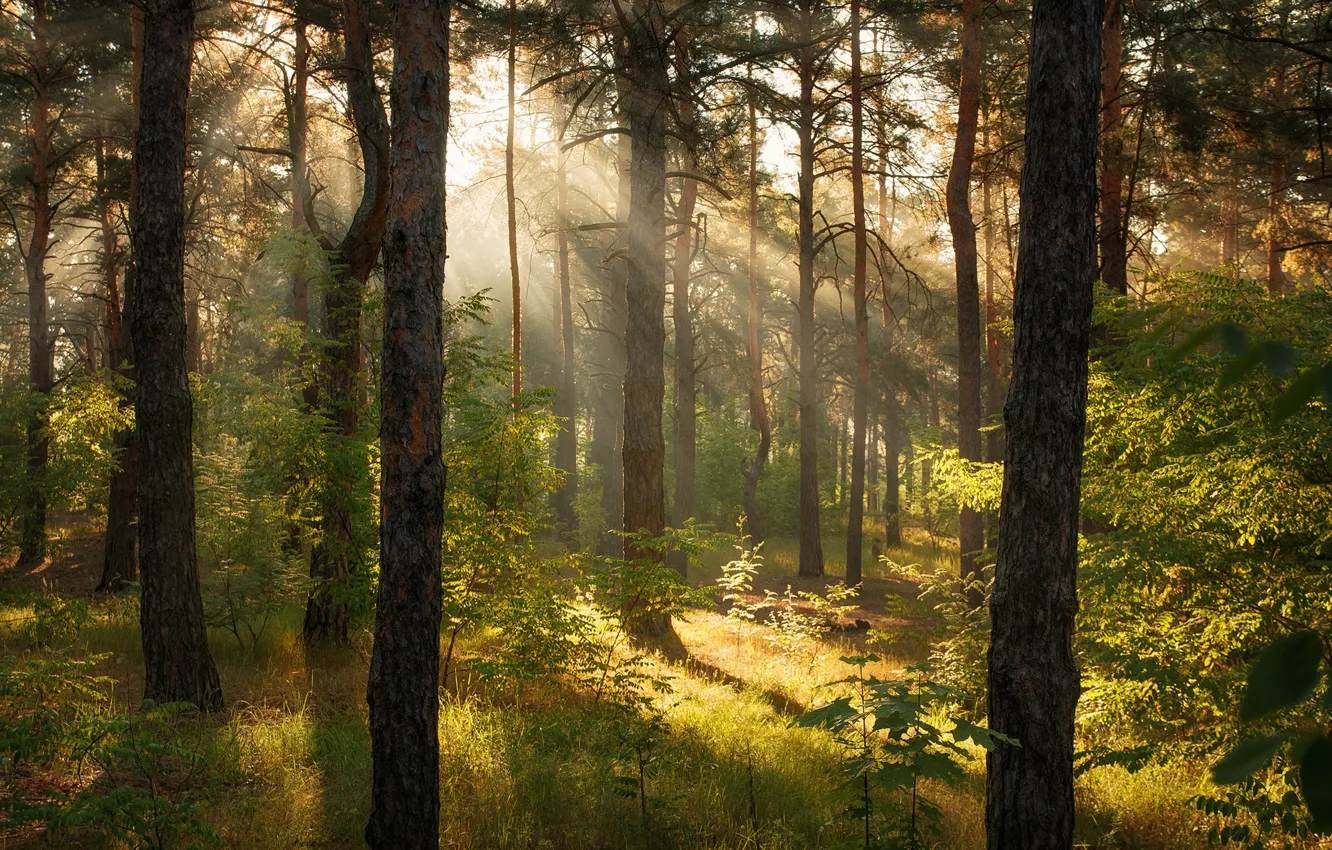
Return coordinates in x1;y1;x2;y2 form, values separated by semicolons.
946;0;984;603
877;117;901;548
742;63;770;546
1220;190;1239;266
845;0;869;586
19;0;53;568
983;112;1004;468
593;68;630;557
1099;0;1127;296
669;29;698;577
304;0;391;644
506;0;521;405
796;0;823;577
132;0;222;711
185;294;200;372
1266;66;1287;295
366;0;447;842
553;137;578;538
985;0;1101;843
100;7;144;592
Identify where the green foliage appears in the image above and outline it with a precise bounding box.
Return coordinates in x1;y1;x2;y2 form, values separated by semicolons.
0;657;220;848
797;656;1011;849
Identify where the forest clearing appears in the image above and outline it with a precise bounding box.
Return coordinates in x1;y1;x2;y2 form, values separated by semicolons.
0;0;1329;845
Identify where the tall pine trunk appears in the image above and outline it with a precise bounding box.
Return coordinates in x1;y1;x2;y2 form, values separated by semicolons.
1265;66;1287;295
946;0;984;603
1098;0;1127;296
100;7;144;592
985;0;1101;843
365;0;448;842
796;0;823;577
845;0;869;586
670;29;698;576
19;0;53;568
877;116;901;548
506;0;522;407
553;138;578;538
621;0;668;550
132;0;222;711
742;72;770;545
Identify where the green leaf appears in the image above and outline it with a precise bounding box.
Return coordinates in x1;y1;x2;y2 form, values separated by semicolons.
1212;737;1284;785
1240;631;1324;721
1300;735;1332;834
795;697;856;730
951;718;1019;751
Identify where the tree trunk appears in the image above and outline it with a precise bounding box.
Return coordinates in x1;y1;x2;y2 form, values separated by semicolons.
796;0;823;577
845;0;869;586
877;121;901;549
1266;67;1287;295
669;30;698;577
592;68;630;557
984;0;1101;844
305;0;391;644
506;0;522;407
620;0;674;639
553;138;578;538
99;121;138;591
132;0;222;711
1099;0;1127;296
947;0;984;602
365;0;448;842
19;0;53;568
185;293;201;372
290;19;318;412
742;70;770;546
983;115;1004;468
1220;190;1239;266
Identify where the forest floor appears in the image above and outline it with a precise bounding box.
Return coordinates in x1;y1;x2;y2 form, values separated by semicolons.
0;520;1215;849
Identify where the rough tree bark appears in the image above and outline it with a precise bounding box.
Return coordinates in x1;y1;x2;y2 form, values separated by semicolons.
365;0;447;843
366;0;447;839
303;0;391;644
795;0;823;577
669;27;698;577
132;0;222;711
984;0;1101;845
845;0;869;586
620;0;668;563
742;69;770;545
1099;0;1127;296
946;0;984;604
19;0;54;568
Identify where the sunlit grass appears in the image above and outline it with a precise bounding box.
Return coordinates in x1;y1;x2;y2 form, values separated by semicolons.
0;537;1259;848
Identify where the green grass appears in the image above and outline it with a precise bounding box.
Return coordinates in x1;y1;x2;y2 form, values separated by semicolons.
0;537;1255;849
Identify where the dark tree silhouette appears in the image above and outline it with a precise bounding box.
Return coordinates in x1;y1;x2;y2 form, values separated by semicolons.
132;0;222;711
365;0;448;843
985;0;1102;844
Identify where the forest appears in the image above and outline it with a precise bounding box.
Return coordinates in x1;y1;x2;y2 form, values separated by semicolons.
0;0;1328;845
